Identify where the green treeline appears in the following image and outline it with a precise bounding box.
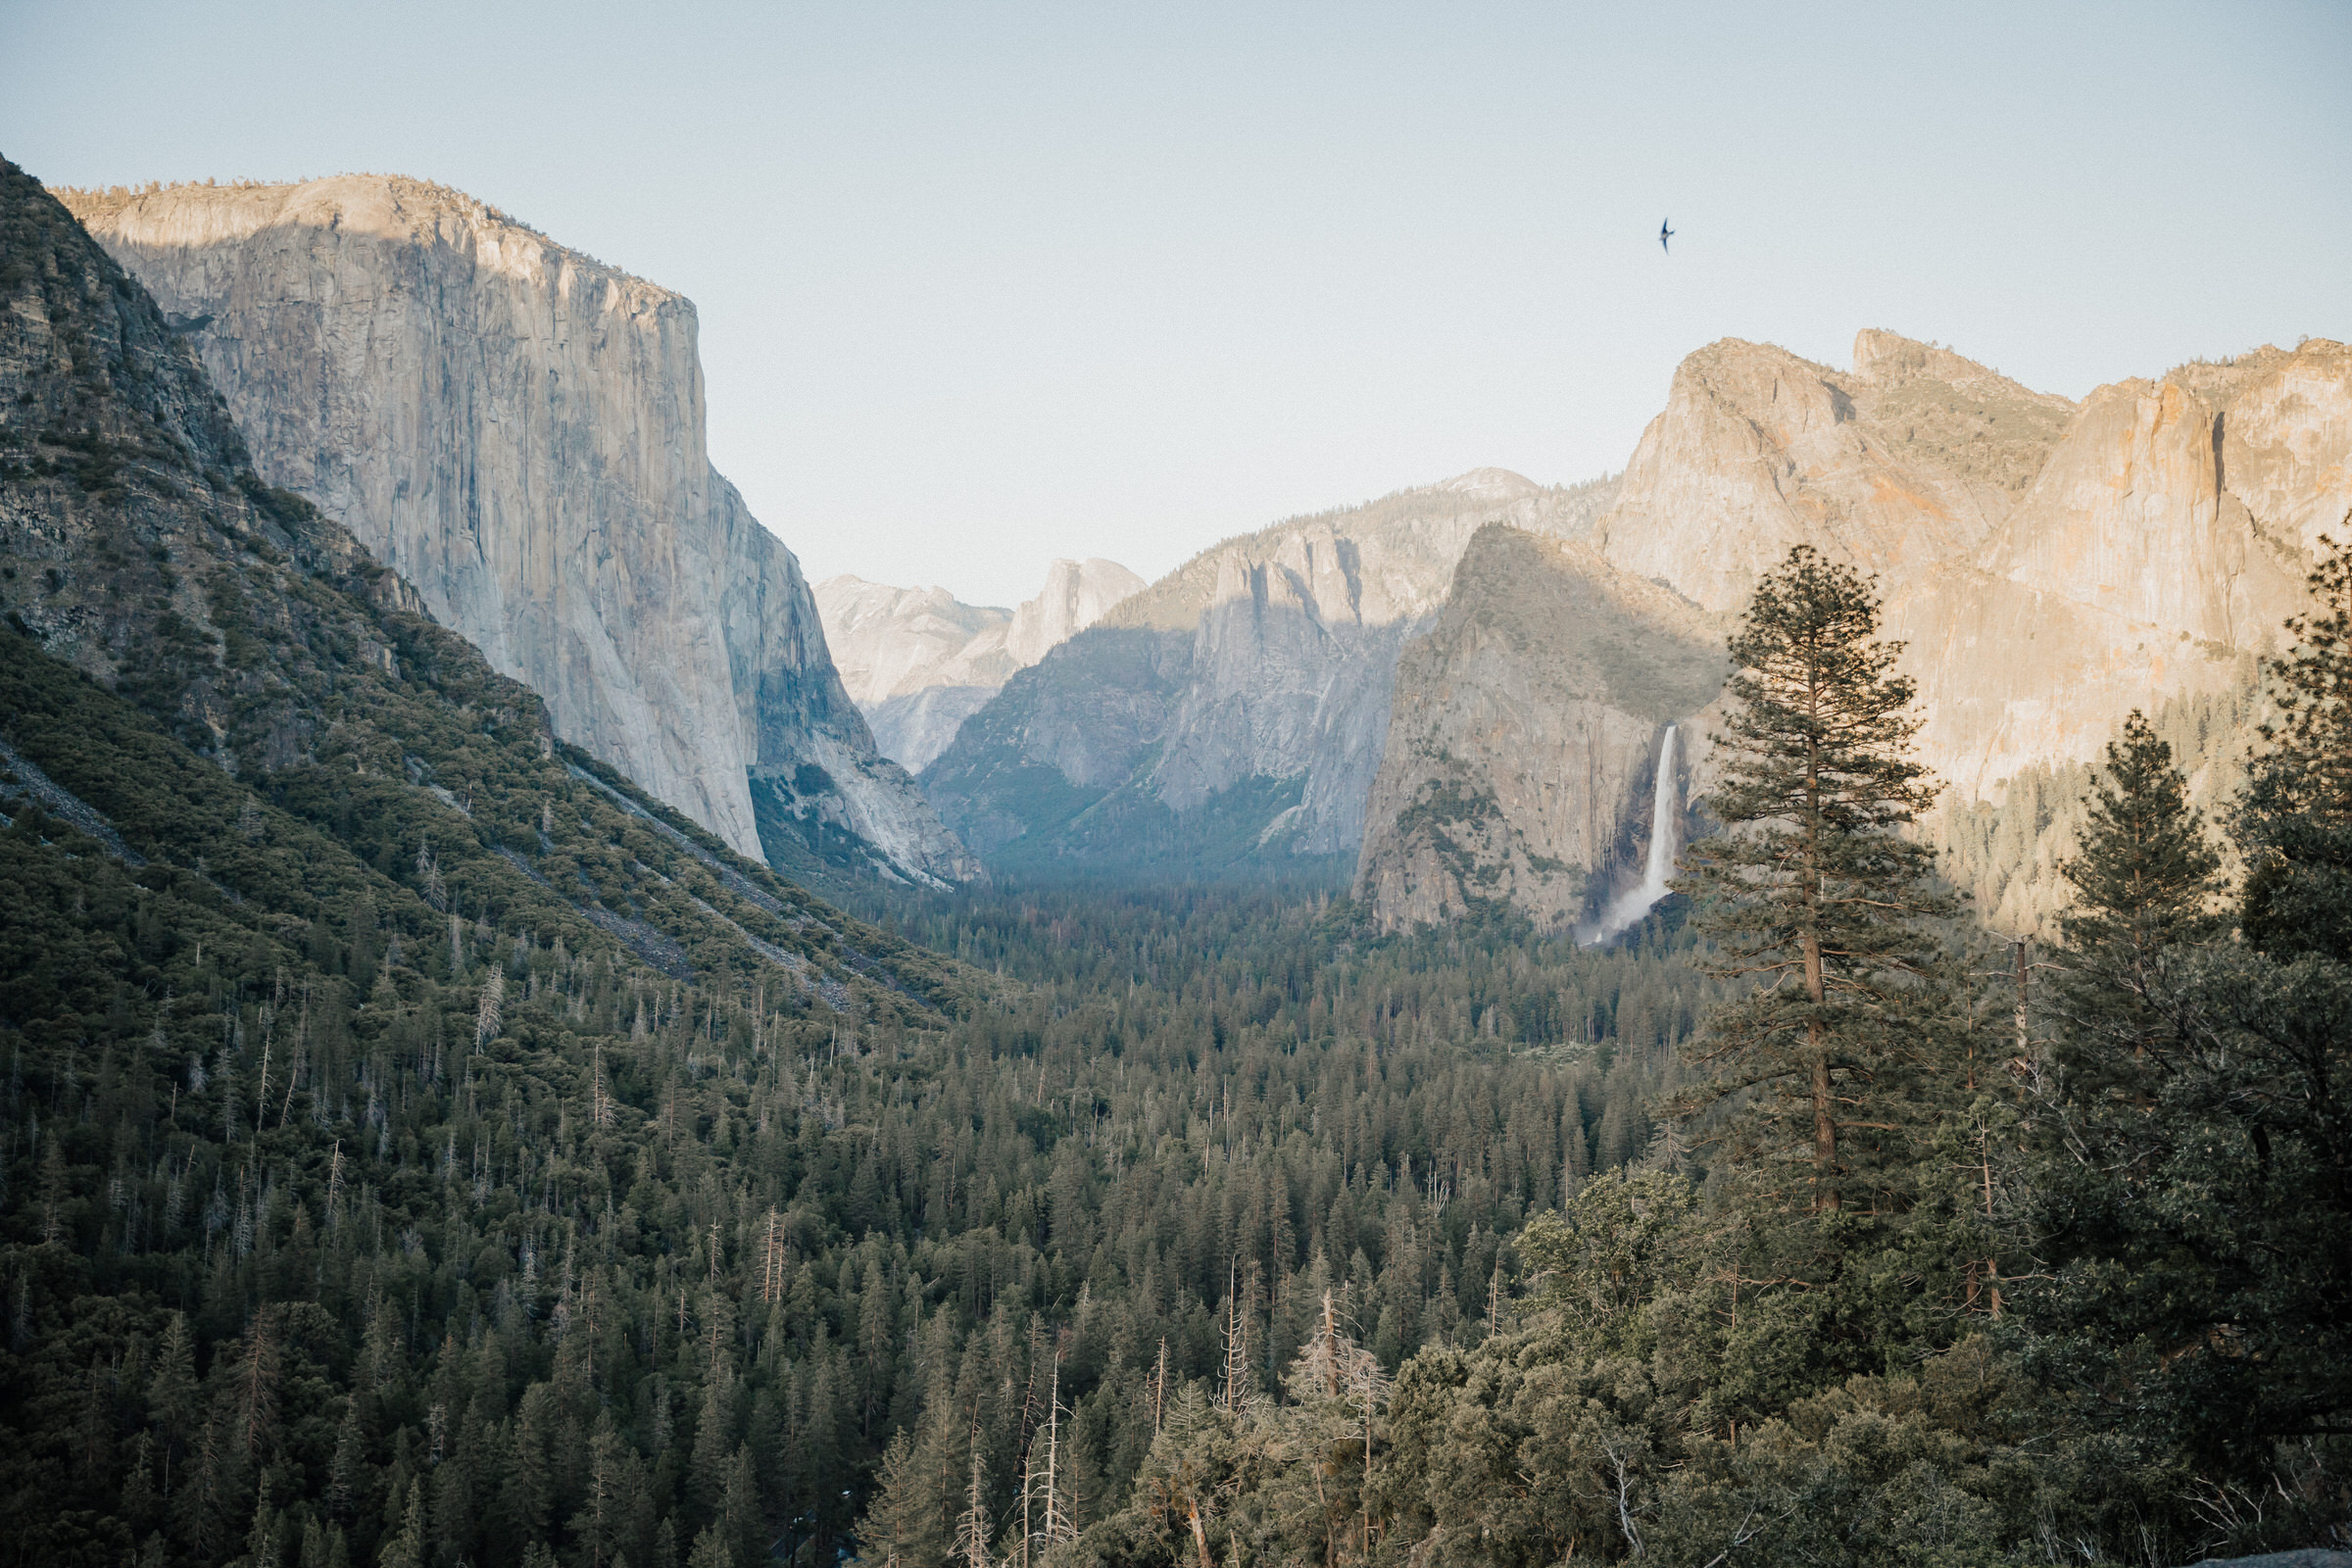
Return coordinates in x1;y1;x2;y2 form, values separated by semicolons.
6;535;2344;1566
0;635;1710;1566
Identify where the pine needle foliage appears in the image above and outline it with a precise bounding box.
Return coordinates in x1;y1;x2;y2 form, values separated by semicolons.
2242;526;2352;961
2049;710;2224;1075
2025;585;2352;1497
1674;546;1952;1213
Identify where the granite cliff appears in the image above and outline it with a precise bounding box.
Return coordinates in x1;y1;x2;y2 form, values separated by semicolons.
1882;340;2343;925
814;557;1142;771
58;174;975;886
1593;329;2076;615
921;469;1619;870
1885;359;2320;800
1586;327;2331;800
1360;330;2345;931
0;155;963;1009
1354;526;1723;929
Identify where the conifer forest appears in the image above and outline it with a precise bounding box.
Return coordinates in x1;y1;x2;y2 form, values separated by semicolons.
1;150;2348;1568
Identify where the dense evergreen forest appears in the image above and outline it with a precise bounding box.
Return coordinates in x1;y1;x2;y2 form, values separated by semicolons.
1;156;2347;1568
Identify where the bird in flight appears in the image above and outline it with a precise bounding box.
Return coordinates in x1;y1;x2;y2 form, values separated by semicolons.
1659;219;1674;254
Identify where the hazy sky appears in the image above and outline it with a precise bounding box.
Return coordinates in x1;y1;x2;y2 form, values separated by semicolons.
7;1;2348;606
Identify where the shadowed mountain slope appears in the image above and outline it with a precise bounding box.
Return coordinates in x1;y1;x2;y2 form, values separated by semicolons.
921;469;1619;874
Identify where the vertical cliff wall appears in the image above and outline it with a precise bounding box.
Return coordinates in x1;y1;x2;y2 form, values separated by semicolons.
59;174;975;885
1353;526;1724;930
1886;342;2338;803
1586;330;2335;798
1593;333;2075;615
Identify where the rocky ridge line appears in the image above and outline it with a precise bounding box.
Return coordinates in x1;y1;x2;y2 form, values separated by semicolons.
1359;328;2348;932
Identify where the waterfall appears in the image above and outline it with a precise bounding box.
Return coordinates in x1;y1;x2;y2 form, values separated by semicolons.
1588;724;1681;944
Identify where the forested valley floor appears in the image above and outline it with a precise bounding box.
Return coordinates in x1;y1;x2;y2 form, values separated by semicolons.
0;643;1710;1568
6;642;2347;1568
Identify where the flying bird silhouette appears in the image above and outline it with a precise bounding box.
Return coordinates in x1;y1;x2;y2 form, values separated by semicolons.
1659;218;1674;254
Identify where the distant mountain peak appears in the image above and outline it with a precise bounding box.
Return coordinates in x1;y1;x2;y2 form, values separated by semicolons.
814;557;1144;773
1437;467;1541;499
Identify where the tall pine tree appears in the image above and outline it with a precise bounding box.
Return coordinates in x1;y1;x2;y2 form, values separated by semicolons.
1674;546;1953;1214
2049;710;2224;1078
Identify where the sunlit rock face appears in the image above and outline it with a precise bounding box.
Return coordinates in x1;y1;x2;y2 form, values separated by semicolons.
815;558;1144;772
1362;331;2346;930
63;174;975;884
1588;329;2337;797
1593;332;2074;615
1888;340;2338;803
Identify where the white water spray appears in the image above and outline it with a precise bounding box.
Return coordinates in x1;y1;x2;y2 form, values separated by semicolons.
1588;724;1681;945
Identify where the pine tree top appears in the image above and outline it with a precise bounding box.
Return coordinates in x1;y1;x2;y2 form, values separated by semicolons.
1710;548;1938;830
1686;545;1952;984
2057;710;2224;959
2256;526;2352;823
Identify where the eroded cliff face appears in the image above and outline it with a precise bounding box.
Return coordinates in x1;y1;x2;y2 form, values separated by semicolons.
923;469;1621;868
1353;527;1724;930
1594;333;2074;614
1888;343;2335;802
1005;558;1147;668
813;558;1142;772
2213;340;2352;563
1364;330;2345;931
1590;329;2337;803
1146;523;1424;855
60;175;974;885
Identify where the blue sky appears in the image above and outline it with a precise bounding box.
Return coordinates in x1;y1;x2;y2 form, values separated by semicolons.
7;1;2347;605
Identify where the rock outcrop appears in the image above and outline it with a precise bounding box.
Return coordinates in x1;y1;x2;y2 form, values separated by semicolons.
1583;328;2335;802
1362;330;2347;931
58;174;976;885
1004;557;1149;668
814;557;1142;771
1354;526;1723;929
1886;354;2324;802
922;470;1619;869
1594;333;2074;614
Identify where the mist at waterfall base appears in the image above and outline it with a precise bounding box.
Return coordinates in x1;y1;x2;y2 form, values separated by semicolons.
1585;725;1682;946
